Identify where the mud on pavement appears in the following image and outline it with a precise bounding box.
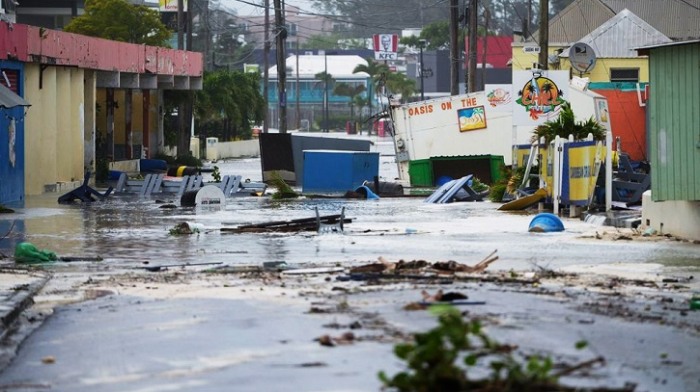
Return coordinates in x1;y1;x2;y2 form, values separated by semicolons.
3;259;696;392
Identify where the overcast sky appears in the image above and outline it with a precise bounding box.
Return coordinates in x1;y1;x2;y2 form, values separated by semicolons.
221;0;316;16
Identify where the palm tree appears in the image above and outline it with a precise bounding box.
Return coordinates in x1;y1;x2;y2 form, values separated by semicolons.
333;83;366;120
532;102;605;144
353;59;390;132
315;71;335;131
352;95;366;126
385;72;417;103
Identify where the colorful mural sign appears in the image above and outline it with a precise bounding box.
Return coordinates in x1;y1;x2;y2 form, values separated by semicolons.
513;70;569;126
457;106;487;132
485;84;513;112
594;97;610;129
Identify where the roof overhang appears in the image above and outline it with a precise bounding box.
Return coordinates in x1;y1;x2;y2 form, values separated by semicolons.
635;39;700;56
0;83;31;109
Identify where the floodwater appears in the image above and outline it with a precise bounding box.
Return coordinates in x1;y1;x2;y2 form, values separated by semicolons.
0;135;698;281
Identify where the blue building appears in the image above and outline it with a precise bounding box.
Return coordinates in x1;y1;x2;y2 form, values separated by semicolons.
267;54;374;131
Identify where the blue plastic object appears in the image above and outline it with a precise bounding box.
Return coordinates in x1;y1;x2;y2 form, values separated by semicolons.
435;175;453;187
528;213;565;233
355;185;380;199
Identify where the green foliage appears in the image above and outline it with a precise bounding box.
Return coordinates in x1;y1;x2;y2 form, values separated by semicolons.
353;59;390;115
379;305;568;392
153;152;202;167
302;33;346;50
195;70;264;141
211;166;221;183
269;171;299;200
489;183;507;203
174;154;202;167
471;177;489;193
532;102;605;144
63;0;172;46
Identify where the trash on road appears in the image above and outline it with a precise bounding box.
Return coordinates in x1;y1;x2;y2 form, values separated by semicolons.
315;332;355;347
528;213;565;233
169;222;205;235
221;211;351;234
348;250;499;276
141;262;223;272
14;242;58;264
402;289;486;310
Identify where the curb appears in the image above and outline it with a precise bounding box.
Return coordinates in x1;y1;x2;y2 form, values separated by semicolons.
0;268;52;342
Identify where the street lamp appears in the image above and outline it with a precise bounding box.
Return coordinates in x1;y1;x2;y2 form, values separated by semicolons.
419;39;426;101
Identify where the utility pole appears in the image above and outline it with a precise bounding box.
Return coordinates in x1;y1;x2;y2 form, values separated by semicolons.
296;37;300;130
525;0;532;39
538;0;549;70
449;0;459;95
203;0;210;71
273;0;287;133
177;0;184;50
467;0;478;92
263;0;270;133
481;5;489;90
419;40;425;100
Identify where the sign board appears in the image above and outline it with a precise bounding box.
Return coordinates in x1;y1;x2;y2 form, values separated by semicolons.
159;0;187;12
373;34;399;60
523;46;541;53
569;42;597;74
244;64;259;73
513;70;570;126
485;84;513;112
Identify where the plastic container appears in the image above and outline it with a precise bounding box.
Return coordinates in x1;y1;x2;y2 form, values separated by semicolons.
691;296;700;311
528;213;565;233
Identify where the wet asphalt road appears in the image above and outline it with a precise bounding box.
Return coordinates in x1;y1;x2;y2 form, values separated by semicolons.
0;135;699;391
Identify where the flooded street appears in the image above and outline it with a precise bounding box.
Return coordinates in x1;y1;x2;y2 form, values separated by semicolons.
0;135;699;392
2;137;698;278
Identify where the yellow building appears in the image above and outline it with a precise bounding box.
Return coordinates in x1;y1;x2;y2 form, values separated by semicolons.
510;0;700;84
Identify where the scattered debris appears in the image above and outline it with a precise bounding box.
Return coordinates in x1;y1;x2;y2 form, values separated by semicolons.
350;250;499;276
169;222;204;235
14;243;58;264
315;332;356;347
221;213;351;234
141;262;223;272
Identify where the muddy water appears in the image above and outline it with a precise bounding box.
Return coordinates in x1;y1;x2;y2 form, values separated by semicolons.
0;138;698;280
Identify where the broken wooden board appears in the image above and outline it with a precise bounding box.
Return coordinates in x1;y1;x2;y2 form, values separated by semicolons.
497;188;547;211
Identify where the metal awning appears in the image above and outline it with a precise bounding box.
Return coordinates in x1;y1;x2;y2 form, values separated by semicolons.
0;83;31;109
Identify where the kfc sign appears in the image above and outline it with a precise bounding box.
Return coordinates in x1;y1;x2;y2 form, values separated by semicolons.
373;34;399;60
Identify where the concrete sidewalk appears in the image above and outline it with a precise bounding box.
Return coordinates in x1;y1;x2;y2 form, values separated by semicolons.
0;265;51;342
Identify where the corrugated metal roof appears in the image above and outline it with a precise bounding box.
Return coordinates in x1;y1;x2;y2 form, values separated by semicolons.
269;55;369;79
559;9;671;58
540;0;700;44
602;0;700;40
546;0;615;44
635;39;700;55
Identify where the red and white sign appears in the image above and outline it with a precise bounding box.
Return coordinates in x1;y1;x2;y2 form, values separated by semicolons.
373;34;399;60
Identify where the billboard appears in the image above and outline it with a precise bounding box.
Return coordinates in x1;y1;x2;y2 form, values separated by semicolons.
159;0;187;12
373;34;398;60
512;70;569;126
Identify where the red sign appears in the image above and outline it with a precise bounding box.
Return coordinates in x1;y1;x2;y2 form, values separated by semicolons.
373;34;398;60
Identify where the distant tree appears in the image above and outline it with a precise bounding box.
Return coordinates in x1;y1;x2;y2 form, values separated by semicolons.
333;83;366;120
64;0;172;46
303;33;344;50
195;70;265;141
353;59;390;122
385;72;416;103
